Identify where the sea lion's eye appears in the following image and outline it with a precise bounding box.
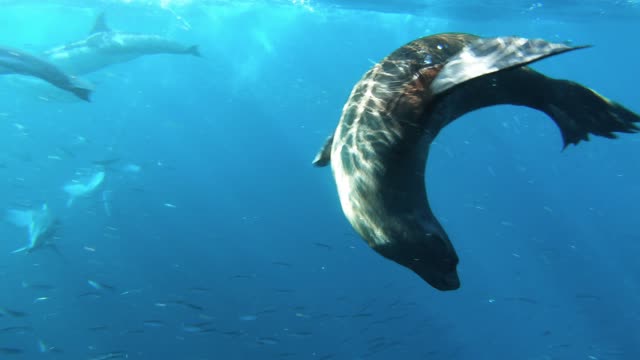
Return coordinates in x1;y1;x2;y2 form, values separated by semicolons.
436;44;443;50
423;54;433;65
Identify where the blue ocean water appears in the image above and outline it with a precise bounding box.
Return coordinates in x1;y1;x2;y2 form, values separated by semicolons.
0;0;639;359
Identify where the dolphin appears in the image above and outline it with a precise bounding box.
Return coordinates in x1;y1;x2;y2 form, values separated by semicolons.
43;12;201;75
6;204;59;254
63;170;106;207
101;190;112;217
0;46;92;101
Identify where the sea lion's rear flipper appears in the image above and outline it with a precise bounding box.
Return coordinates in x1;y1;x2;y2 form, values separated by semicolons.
312;134;334;167
539;80;640;147
431;36;589;95
431;36;640;147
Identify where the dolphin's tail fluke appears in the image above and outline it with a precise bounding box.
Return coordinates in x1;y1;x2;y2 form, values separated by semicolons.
68;76;93;102
71;87;92;102
187;45;201;57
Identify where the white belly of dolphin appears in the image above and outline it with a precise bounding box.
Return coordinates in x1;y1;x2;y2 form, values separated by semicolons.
46;49;141;75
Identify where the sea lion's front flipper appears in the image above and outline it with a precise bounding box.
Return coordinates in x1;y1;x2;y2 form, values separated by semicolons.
431;37;589;95
312;134;334;167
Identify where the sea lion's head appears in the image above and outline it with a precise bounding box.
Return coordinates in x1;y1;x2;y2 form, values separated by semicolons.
374;228;460;291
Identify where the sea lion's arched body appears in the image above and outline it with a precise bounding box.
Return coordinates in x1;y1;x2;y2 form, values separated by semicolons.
313;33;640;291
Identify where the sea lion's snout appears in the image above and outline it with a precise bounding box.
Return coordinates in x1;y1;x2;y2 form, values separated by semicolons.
375;235;460;291
420;266;460;291
410;256;460;291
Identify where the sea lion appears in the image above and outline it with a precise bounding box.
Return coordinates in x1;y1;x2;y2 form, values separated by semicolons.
313;33;640;291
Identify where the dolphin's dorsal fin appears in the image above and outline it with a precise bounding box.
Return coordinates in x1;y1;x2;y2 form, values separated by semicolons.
90;12;110;34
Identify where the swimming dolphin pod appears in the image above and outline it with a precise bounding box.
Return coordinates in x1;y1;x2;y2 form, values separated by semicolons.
1;12;201;102
0;46;92;101
6;204;59;254
43;12;201;75
314;33;640;291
